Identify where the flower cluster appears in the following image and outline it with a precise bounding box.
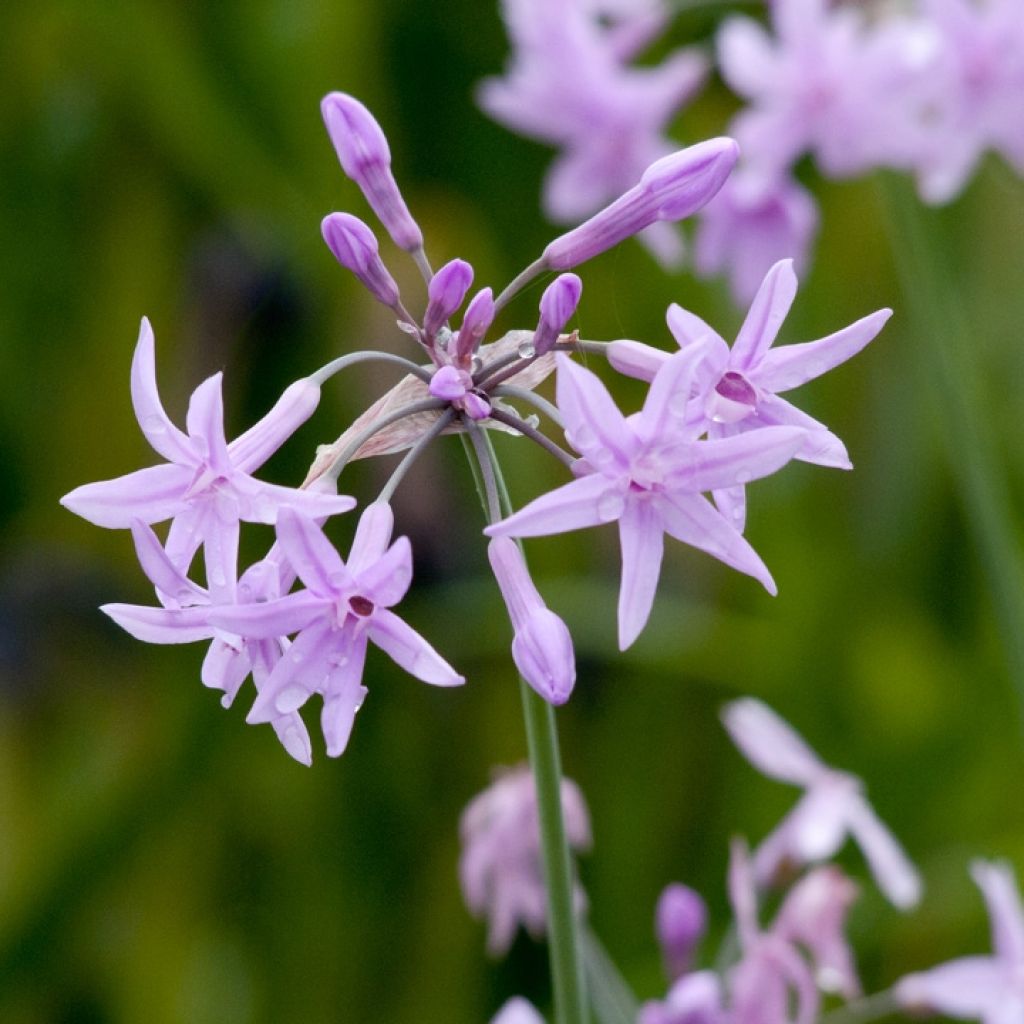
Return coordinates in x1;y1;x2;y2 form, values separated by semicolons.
481;0;1024;299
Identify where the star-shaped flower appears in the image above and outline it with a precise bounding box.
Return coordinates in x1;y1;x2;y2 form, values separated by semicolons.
61;319;355;584
486;351;806;649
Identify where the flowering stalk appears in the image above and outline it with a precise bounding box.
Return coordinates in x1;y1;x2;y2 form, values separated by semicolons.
472;429;588;1024
879;174;1024;728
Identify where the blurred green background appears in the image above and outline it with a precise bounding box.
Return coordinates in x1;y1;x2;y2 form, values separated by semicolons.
2;1;1023;1021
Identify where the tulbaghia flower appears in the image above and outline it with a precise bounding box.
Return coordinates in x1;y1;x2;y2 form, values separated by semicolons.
722;697;922;909
896;860;1024;1023
60;319;355;580
656;882;709;981
490;997;547;1024
487;351;806;649
321;212;402;310
488;537;576;705
206;503;463;757
460;764;591;955
637;970;723;1024
608;259;890;530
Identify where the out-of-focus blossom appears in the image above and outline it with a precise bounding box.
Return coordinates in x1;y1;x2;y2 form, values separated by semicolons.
488;537;576;705
722;698;922;909
656;882;708;981
638;970;723;1024
487;352;806;649
607;259;889;530
60;319;354;580
694;175;818;306
460;765;591;955
490;997;547;1024
896;860;1024;1023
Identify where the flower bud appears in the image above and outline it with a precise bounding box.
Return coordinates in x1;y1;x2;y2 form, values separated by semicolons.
320;92;424;252
606;339;668;382
424;258;474;339
533;274;582;356
542;138;739;271
488;537;575;704
656;883;708;980
321;213;401;309
451;287;495;366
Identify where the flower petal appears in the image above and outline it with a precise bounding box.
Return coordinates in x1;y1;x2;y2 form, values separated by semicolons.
357;536;413;608
751;394;852;469
241;481;357;525
206;591;327;640
368;609;464;686
555;354;635;468
972;860;1024;966
164;502;207;574
486;474;627;539
755;309;892;393
321;632;369;758
202;514;239;602
731;259;799;371
347;501;395;575
895;957;1012;1018
228;378;322;474
606;339;670;383
272;712;314;767
101;602;215;644
274;508;350;597
61;463;190;529
200;637;251;703
129;520;207;606
846;792;922;909
130;318;195;465
666;426;805;494
721;697;829;785
246;618;335;723
666;303;729;354
185;374;231;473
637;347;710;444
617;497;664;650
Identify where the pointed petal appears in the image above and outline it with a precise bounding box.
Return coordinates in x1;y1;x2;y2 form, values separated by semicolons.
347;501;395;575
846;793;922;909
130;318;195;464
241;481;356;526
274;508;350;597
753;394;852;468
972;860;1024;965
202;514;239;602
272;711;314;766
617;498;664;650
206;591;327;640
638;347;710;444
228;378;321;474
164;502;207;574
357;536;413;608
368;609;464;686
101;602;214;644
60;463;190;529
246;618;334;723
485;474;627;539
321;633;369;758
666;303;729;353
555;354;635;468
721;697;829;785
129;520;207;605
731;260;799;370
200;637;251;702
185;374;231;472
712;485;747;533
667;427;805;494
756;309;892;393
658;493;777;593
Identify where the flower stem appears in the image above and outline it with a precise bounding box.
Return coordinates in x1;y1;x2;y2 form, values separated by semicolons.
879;175;1024;728
472;430;588;1024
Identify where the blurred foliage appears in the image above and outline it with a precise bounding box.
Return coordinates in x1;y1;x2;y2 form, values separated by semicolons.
1;1;1023;1021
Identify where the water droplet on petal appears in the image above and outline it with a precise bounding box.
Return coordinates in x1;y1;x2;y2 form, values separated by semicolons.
328;652;349;668
143;415;167;435
668;391;690;418
276;686;307;713
732;506;744;519
593;447;614;465
517;339;536;359
597;492;625;521
290;649;304;663
209;566;227;588
574;425;596;449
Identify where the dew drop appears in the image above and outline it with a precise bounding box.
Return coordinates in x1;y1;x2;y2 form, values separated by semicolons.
517;339;536;359
290;649;304;664
524;414;540;431
597;492;625;521
208;566;227;588
574;425;596;449
593;447;614;465
143;415;167;435
275;686;307;713
667;391;690;418
328;653;349;668
238;582;253;600
732;506;744;519
734;468;752;484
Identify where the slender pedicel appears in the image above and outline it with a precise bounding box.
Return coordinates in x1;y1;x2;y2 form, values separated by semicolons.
377;409;456;503
486;408;576;469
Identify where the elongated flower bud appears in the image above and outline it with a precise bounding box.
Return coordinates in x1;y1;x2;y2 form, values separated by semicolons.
424;258;474;339
451;287;495;366
321;213;401;309
488;537;575;704
321;92;424;252
656;883;708;981
542;138;739;271
533;273;582;356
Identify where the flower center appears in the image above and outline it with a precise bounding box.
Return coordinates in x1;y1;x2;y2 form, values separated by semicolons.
349;595;375;617
706;371;757;424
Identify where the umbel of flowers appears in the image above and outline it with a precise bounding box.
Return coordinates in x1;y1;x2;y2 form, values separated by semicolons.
62;91;889;762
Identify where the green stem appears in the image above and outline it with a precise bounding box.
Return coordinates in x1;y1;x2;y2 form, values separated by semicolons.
472;430;588;1024
879;175;1024;726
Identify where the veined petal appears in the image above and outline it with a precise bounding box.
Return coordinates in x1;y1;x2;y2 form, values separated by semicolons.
101;602;215;644
721;698;829;785
129;520;207;606
164;502;207;574
246;619;335;724
555;354;635;469
241;480;356;525
321;632;369;758
356;536;413;608
228;378;322;474
732;259;799;371
755;308;892;393
485;474;627;539
666;426;805;494
846;792;922;909
971;860;1024;966
202;514;239;602
637;347;710;444
61;463;190;529
617;498;664;650
347;501;395;575
130;318;195;465
272;711;314;767
274;507;350;597
206;590;327;640
658;491;777;594
368;609;464;686
752;394;852;469
606;339;670;383
185;374;231;473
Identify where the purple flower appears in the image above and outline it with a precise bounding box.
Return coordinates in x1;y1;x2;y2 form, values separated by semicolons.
656;882;708;981
637;971;723;1024
486;352;806;650
694;175;818;306
488;537;576;705
459;764;591;955
206;503;463;757
722;698;922;909
896;860;1024;1023
607;259;890;531
60;319;355;581
321;212;402;310
490;997;546;1024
